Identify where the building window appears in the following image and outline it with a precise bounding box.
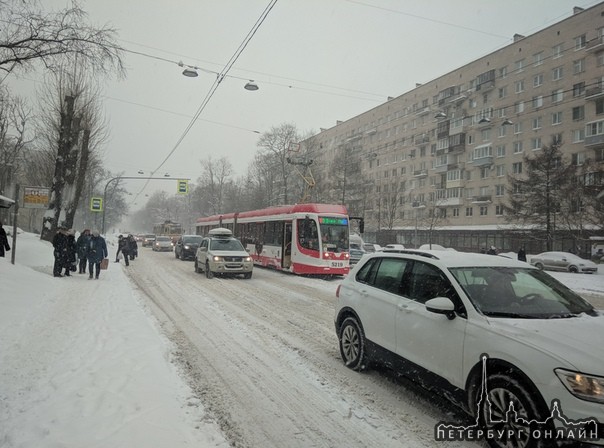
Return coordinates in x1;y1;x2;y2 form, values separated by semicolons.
496;165;505;177
573;82;585;97
515;101;525;113
532;117;542;130
572;106;585;121
453;208;459;217
552;66;563;81
575;34;586;50
533;73;543;87
552;43;563;59
597;51;604;67
597;98;604;115
514;122;523;134
531;137;542;150
498;86;507;99
465;207;473;217
514;141;523;153
480;206;488;216
532;96;543;108
498;125;507;138
572;152;585;166
513;162;523;174
533;51;544;65
495;205;505;216
552;89;563;103
480;167;490;179
496;145;506;157
552;111;562;125
495;184;505;196
515;80;525;93
572;129;585;143
499;66;508;78
573;58;585;74
515;59;525;73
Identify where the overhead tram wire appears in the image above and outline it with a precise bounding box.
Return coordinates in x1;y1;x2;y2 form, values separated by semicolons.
130;0;279;205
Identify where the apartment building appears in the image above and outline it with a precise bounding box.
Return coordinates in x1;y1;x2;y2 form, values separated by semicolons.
303;3;604;251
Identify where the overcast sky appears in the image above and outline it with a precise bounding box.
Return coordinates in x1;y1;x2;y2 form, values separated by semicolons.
6;0;602;207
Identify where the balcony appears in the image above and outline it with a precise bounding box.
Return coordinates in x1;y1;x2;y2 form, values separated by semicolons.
585;133;604;149
585;37;604;52
449;94;467;104
413;169;428;178
585;83;604;100
415;106;432;116
476;80;495;92
447;178;464;188
365;127;377;135
439;197;463;206
471;156;494;167
412;201;426;208
471;195;492;204
414;134;430;144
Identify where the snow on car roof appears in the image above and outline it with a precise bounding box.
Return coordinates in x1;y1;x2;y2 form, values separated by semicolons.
370;249;532;269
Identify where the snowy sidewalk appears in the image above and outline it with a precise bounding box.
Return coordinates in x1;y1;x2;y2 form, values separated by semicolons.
0;232;228;448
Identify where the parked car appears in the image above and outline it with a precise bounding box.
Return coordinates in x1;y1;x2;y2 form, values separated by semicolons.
174;235;203;260
194;228;253;279
334;250;604;447
152;235;173;252
141;234;156;247
349;247;366;266
363;243;382;253
529;251;598;274
382;243;406;252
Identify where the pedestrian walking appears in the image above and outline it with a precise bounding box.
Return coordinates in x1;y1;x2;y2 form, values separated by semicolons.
0;220;10;257
76;229;91;274
63;229;77;276
116;234;130;266
127;234;138;259
87;230;108;279
52;227;69;277
517;247;527;262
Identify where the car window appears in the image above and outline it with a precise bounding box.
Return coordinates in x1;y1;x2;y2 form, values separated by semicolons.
356;258;379;284
210;238;245;251
404;261;455;304
183;236;202;244
373;258;408;294
450;267;594;317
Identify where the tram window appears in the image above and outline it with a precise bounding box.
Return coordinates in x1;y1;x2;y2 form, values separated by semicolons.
298;219;319;250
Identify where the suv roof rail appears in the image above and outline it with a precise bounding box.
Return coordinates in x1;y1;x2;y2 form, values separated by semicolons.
383;249;441;259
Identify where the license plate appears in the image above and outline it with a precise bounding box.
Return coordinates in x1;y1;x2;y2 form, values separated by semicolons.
331;261;345;268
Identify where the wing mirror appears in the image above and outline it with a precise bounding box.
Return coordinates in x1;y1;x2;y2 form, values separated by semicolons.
425;297;456;320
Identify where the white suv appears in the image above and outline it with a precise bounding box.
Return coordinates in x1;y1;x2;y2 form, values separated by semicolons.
194;228;253;279
334;250;603;447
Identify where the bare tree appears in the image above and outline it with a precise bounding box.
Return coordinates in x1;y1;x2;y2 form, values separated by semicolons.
197;155;233;215
37;69;109;240
0;0;124;77
0;86;31;199
257;123;299;205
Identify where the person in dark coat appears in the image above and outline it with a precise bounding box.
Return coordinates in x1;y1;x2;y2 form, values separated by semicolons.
517;247;527;262
76;229;91;274
63;229;77;276
52;227;69;277
116;234;130;266
87;229;108;279
127;234;138;259
487;246;497;255
0;220;10;257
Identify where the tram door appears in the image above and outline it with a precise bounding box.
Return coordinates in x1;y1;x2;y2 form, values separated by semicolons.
283;222;292;269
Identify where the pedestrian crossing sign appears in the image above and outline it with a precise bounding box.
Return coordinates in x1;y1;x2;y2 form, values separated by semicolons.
90;197;103;212
177;179;188;194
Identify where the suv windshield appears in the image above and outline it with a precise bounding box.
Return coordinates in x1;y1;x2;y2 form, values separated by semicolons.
450;267;596;318
210;238;245;251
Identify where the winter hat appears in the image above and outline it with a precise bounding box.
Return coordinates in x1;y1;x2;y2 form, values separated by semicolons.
92;230;100;237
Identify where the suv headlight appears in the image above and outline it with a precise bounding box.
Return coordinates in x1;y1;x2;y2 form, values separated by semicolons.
555;369;604;403
212;255;222;262
244;256;252;262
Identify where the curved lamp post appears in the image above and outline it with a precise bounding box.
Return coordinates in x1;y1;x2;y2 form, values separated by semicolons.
100;175;188;235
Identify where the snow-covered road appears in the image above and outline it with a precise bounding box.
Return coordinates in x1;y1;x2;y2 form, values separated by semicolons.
127;248;480;448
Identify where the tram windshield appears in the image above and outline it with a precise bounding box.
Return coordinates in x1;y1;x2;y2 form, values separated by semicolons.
319;216;349;253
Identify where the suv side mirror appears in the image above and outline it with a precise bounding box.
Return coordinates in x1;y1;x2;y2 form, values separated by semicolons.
425;297;456;320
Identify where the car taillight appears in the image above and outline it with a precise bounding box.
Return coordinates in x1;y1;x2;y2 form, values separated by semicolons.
336;284;341;297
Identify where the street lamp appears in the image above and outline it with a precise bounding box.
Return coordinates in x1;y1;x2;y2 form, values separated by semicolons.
244;80;259;91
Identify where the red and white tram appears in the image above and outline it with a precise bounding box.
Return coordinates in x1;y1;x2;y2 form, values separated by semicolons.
195;203;351;276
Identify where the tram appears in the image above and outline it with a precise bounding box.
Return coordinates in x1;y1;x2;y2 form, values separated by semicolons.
195;203;351;276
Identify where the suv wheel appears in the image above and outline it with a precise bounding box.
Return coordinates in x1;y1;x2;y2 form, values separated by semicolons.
478;372;550;448
244;272;252;279
194;259;202;274
205;261;214;279
338;317;367;371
